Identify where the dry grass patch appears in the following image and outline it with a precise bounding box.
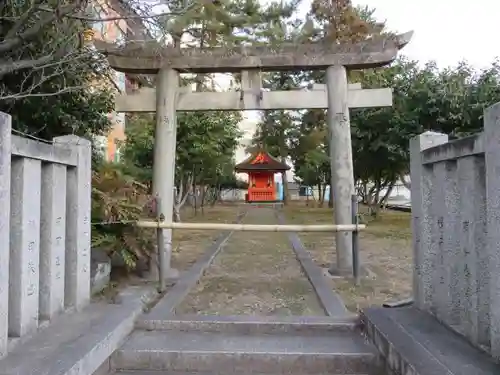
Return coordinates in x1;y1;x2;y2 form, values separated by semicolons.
177;207;324;316
284;203;412;312
93;204;241;302
171;204;243;271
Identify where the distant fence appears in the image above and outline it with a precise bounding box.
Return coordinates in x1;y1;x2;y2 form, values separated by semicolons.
0;112;91;358
410;102;500;360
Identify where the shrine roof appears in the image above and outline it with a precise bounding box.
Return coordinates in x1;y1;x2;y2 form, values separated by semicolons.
235;150;291;172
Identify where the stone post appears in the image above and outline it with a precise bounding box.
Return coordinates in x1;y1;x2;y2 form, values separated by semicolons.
9;157;42;336
326;65;354;274
409;131;448;311
456;152;487;347
151;68;179;281
54;135;91;311
484;102;500;360
0;112;11;357
39;163;67;320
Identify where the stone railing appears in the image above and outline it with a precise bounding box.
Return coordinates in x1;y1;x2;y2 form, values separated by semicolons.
0;112;91;358
410;102;500;360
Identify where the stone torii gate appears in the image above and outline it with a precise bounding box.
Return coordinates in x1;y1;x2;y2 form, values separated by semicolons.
97;32;412;279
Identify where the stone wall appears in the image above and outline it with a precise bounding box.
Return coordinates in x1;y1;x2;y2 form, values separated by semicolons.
0;112;92;358
410;102;500;360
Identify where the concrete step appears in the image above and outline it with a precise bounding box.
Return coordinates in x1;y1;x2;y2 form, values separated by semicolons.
111;329;376;374
137;314;360;335
114;372;371;375
0;287;157;375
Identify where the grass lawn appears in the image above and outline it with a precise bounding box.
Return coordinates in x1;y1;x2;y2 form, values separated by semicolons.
284;203;413;312
171;204;243;271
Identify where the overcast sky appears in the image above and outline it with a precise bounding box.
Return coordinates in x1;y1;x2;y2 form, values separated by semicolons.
345;0;496;69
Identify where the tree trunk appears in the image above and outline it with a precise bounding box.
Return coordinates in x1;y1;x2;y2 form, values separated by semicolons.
399;172;411;190
369;182;383;217
320;183;327;207
173;174;193;222
282;171;289;204
173;181;183;222
200;185;208;215
328;184;334;208
366;183;377;215
361;181;368;204
380;182;395;210
192;177;197;216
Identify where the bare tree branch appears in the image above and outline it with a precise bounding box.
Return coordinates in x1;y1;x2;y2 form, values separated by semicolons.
0;0;200;101
0;2;86;54
4;0;38;40
61;3;197;22
0;55;52;77
0;86;84;100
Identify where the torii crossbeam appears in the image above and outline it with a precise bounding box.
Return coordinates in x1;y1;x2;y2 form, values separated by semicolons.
97;31;412;280
114;81;392;112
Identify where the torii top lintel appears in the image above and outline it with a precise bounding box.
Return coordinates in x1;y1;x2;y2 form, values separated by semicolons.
234;150;291;173
95;31;413;74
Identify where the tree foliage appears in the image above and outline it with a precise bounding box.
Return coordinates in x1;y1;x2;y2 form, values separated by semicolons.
122;110;242;219
0;0;116;139
91;162;156;270
351;58;500;209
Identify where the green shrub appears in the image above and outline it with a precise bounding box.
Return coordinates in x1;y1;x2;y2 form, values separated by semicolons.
91;162;155;269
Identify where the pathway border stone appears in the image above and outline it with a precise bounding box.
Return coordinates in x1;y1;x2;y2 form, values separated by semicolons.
275;210;349;316
143;209;248;319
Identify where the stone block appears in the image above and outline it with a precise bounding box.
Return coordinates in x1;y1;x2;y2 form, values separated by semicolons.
0;112;11;358
484;102;500;359
9;157;42;337
39;163;67;320
53;136;91;311
409;132;448;311
456;156;488;347
362;307;500;375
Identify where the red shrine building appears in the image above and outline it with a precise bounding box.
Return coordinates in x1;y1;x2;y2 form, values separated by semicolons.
235;150;290;203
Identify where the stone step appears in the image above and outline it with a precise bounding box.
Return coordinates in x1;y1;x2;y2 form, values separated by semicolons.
111;330;376;374
114;372;371;375
138;314;359;335
0;287;157;375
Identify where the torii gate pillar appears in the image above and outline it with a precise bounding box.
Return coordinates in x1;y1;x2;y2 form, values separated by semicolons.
326;65;355;275
151;68;179;281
